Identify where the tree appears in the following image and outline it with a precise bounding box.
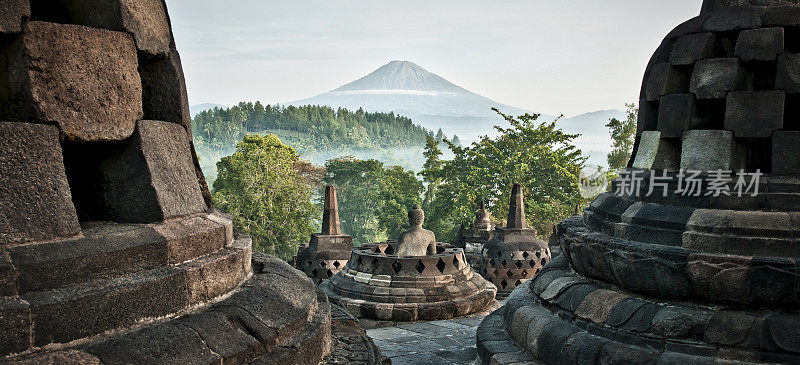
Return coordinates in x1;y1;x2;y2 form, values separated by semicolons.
421;108;586;242
606;103;638;172
435;128;445;142
212;134;318;261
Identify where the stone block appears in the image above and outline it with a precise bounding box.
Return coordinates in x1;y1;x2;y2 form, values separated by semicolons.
651;306;711;340
646;63;688;102
670;33;716;66
705;312;761;347
680;130;742;171
772;131;800;175
686;253;750;303
0;0;29;34
54;0;171;56
690;58;746;99
703;6;765;32
153;216;227;265
763;5;800;27
2;21;142;141
140;46;193;133
735;27;784;62
658;94;702;138
632;131;680;170
760;314;800;353
749;258;795;305
606;298;646;327
102;120;206;223
725;91;785;138
776;53;800;93
575;289;628;324
0;122;80;245
0;298;32;356
637;99;658;135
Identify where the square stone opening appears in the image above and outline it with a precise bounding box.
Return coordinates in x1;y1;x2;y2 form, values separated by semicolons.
784;94;800;130
784;26;800;53
743;60;778;91
695;99;727;130
713;30;740;58
740;137;773;173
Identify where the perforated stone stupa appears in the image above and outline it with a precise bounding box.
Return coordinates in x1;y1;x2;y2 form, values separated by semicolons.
454;201;496;271
481;184;551;298
0;2;382;363
297;186;354;284
478;1;800;364
322;206;497;324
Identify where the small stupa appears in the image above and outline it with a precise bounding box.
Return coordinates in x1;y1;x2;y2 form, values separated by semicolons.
296;186;353;284
481;184;550;298
454;200;496;271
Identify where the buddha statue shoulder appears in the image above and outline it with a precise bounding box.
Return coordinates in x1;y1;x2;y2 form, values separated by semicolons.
395;205;436;256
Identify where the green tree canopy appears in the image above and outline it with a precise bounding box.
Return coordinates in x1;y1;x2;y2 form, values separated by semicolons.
606;103;638;172
212;134;319;260
421;108;586;242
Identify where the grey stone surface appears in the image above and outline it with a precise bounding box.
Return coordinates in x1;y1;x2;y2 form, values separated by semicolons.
102;120;206;223
658;94;703;138
2;21;143;142
681;130;741;171
670;33;716;65
703;6;765;31
0;122;80;245
690;58;746;99
772;131;800;175
734;27;784;62
776;52;800;93
646;63;689;102
0;0;28;34
632;131;680;170
368;316;485;364
725;91;785;138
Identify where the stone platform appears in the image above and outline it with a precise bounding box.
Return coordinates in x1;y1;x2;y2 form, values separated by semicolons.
322;243;497;322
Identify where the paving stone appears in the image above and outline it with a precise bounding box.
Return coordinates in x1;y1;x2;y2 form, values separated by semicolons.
0;122;80;245
725;91;785;138
2;21;142;141
735;27;784;62
670;33;716;66
690;58;746;99
658;94;702;138
646;63;689;102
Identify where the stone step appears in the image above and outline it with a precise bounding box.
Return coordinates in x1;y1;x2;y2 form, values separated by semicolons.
6;211;233;296
0;235;250;353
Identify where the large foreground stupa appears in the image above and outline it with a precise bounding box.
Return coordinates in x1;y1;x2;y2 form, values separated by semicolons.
478;1;800;364
0;2;383;363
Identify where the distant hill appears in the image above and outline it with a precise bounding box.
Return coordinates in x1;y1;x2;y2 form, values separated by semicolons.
286;60;625;165
190;103;226;117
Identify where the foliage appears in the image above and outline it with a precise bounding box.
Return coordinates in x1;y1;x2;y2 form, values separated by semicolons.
211;134;320;260
421;108;586;242
324;157;423;245
606;103;638;172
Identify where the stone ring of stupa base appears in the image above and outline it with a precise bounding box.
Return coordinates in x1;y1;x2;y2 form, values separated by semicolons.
321;242;497;322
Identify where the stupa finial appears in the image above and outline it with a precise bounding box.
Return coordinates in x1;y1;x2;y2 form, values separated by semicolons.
506;183;526;229
321;186;342;235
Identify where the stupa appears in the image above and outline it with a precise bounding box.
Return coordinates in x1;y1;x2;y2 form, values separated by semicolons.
481;184;551;298
321;205;497;324
0;2;382;363
296;186;353;284
478;1;800;364
454;201;496;271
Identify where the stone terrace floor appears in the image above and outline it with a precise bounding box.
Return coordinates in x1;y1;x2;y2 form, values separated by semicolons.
366;316;485;365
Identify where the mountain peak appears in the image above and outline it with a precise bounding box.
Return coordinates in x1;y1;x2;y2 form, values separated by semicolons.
333;61;467;93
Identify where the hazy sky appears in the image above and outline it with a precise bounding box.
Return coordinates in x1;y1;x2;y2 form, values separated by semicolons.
166;0;702;116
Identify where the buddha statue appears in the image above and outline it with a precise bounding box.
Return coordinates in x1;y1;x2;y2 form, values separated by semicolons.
395;204;436;256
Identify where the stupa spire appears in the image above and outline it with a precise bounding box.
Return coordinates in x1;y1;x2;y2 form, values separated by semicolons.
506;183;527;229
321;185;342;235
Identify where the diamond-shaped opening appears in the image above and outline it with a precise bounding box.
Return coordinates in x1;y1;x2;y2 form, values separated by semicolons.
493;269;500;277
436;258;446;273
500;279;508;289
515;261;523;269
356;256;363;267
489;258;496;266
319;260;327;268
522;251;529;259
535;251;541;258
521;269;528;277
541;258;548;266
415;260;426;274
508;252;514;259
371;258;380;271
311;268;319;277
384;245;395;255
500;259;507;268
515;279;522;287
326;269;334;277
391;260;402;274
529;259;536;268
534;268;541;275
333;260;341;268
453;256;461;269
